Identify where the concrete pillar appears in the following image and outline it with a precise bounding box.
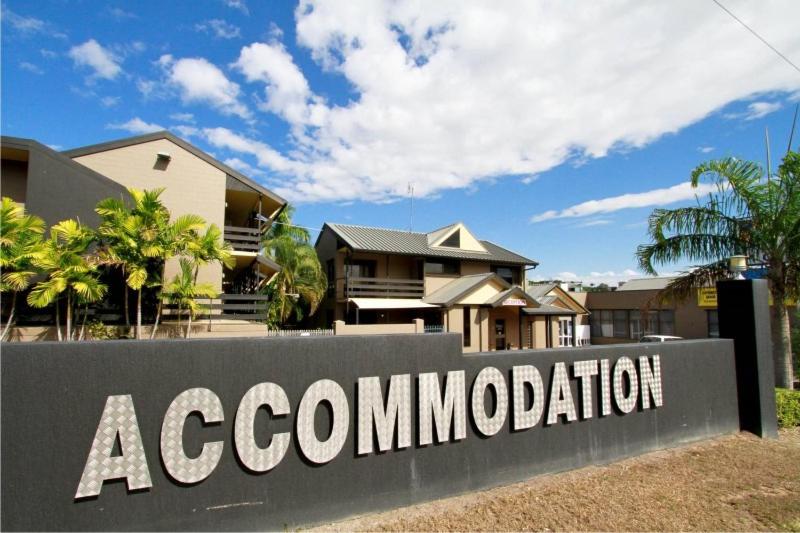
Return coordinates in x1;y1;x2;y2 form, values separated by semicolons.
716;279;777;438
413;318;424;334
333;320;345;336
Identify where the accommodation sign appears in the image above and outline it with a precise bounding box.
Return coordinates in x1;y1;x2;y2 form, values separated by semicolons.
74;355;663;500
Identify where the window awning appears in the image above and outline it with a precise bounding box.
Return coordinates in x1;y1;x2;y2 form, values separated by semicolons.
348;298;440;310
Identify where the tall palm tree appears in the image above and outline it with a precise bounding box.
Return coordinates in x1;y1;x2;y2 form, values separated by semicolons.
262;205;327;327
162;259;217;338
27;220;107;341
186;223;235;283
637;151;800;389
0;198;46;340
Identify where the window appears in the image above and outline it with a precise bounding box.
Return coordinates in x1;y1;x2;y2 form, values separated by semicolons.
629;310;642;340
463;306;471;347
659;310;675;335
644;311;659;336
558;318;573;347
326;259;335;295
707;310;719;338
491;265;518;285
347;260;376;278
425;259;459;275
591;310;614;338
441;230;460;248
613;310;628;338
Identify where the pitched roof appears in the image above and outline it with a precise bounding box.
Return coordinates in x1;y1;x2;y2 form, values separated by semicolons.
617;277;676;291
321;222;538;265
485;286;541;308
423;273;502;306
527;283;557;299
62;130;286;207
522;303;578;316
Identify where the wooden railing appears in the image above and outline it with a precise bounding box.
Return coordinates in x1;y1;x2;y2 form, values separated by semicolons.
344;277;425;298
164;293;270;322
224;225;261;252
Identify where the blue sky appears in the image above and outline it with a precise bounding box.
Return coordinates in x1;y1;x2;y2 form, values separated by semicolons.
3;0;800;285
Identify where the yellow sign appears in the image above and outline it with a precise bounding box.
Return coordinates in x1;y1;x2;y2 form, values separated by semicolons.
697;288;718;308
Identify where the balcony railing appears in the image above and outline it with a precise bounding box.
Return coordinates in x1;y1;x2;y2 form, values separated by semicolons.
345;277;425;298
164;294;270;322
224;225;261;252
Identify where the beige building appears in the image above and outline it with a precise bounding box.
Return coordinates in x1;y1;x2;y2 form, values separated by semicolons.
585;277;715;344
63;131;286;296
315;222;586;352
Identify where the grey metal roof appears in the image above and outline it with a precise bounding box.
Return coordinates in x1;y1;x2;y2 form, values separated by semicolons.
423;273;501;306
527;283;557;299
323;223;538;265
522;303;577;316
617;277;676;291
62;131;287;208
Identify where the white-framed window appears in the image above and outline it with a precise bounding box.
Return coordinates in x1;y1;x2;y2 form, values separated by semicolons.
558;318;573;347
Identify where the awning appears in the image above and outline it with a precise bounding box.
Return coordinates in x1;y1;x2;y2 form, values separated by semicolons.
522;303;577;316
348;298;440;310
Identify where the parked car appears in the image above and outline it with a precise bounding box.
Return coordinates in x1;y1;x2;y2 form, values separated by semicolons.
639;335;684;343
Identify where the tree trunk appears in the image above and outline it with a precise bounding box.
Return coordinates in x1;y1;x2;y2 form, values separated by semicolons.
55;297;62;342
186;312;192;339
775;301;795;389
136;289;142;340
123;266;130;328
150;263;167;339
1;291;17;341
79;304;89;341
66;292;72;342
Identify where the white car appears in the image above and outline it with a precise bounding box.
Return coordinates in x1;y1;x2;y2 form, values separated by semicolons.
639;335;684;343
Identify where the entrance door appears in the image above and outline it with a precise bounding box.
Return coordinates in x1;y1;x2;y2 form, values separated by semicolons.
495;319;506;350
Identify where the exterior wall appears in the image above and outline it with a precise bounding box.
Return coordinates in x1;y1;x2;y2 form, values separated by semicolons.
488;306;522;350
425;274;459;296
333;319;423;335
460;261;491;276
73;139;225;291
459;281;504;305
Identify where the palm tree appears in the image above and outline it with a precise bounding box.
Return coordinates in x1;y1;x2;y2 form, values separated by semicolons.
636;151;800;389
262;205;327;327
162;259;217;338
27;220;107;341
0;198;46;340
186;223;235;283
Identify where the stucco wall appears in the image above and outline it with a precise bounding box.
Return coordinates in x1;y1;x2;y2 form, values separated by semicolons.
72;139;225;291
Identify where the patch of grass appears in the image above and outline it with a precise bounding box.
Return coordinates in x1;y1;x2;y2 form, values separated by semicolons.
777;388;800;428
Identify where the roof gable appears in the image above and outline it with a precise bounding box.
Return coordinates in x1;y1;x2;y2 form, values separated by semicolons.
427;222;488;253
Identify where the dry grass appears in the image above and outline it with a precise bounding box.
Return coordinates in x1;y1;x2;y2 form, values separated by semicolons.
312;428;800;532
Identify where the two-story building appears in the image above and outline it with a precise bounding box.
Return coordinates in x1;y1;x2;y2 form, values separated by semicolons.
62;131;286;297
316;221;581;352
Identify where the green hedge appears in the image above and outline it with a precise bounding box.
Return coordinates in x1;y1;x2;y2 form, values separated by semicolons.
776;388;800;428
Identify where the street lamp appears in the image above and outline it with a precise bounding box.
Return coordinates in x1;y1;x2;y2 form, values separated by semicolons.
729;255;748;280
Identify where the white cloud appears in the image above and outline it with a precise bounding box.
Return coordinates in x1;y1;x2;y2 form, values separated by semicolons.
520;175;539;185
68;39;122;80
724;101;782;121
196;19;241;39
233;42;321;125
224;157;266;177
160;56;250;119
189;1;800;202
100;96;120;107
169;112;195;123
533;269;647;287
19;61;43;74
2;7;46;33
172;125;199;138
40;49;58;59
106;7;137;20
698;146;715;153
107;117;164;134
223;0;249;15
577;219;612;227
530;182;719;223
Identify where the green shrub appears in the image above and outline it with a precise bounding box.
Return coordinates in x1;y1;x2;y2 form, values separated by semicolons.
776;388;800;428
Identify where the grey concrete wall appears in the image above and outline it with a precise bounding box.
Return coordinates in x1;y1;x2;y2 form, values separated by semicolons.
1;335;739;531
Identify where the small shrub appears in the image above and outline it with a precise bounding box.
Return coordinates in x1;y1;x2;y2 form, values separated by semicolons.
775;388;800;428
86;319;115;340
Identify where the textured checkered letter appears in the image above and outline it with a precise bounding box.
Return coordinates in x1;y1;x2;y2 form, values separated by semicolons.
612;357;639;414
471;366;508;436
638;355;663;409
573;360;599;419
546;362;577;424
357;375;411;455
75;394;152;499
296;379;350;464
511;365;545;430
160;388;225;484
234;382;291;473
418;371;466;445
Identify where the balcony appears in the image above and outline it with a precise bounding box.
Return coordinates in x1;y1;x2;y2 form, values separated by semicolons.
224;225;261;253
344;277;425;299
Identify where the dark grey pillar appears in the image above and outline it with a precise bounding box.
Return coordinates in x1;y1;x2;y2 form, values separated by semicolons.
571;315;577;346
716;279;778;438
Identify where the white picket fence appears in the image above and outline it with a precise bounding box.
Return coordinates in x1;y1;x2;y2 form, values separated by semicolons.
265;329;334;337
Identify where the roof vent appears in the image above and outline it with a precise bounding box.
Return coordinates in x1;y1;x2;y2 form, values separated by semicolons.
156;151;172;161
